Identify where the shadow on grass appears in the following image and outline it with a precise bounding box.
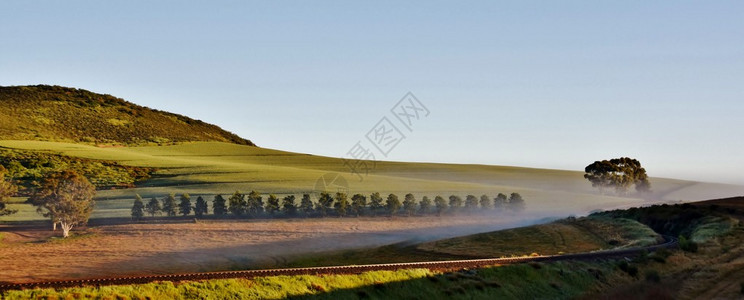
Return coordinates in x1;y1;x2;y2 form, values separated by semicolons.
284;262;603;300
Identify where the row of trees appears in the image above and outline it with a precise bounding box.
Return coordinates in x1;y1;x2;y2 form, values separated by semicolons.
131;191;526;220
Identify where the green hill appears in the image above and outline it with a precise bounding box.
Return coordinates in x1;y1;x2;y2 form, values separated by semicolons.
0;85;254;146
1;86;743;222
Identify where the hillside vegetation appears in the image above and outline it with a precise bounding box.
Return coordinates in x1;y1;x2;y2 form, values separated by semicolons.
4;199;744;299
0;85;253;146
0;148;154;193
2;140;744;222
281;215;660;268
416;216;660;258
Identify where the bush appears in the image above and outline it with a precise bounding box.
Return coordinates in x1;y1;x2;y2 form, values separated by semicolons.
634;250;649;264
645;270;661;283
654;248;672;259
650;256;666;263
618;261;638;277
679;235;698;253
627;265;639;277
740;282;744;295
617;260;629;272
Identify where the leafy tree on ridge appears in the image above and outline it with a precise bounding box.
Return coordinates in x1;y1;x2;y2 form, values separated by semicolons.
350;193;367;217
178;193;192;216
145;197;161;217
402;193;417;216
434;196;447;216
212;194;227;216
419;196;432;215
131;194;145;220
162;194;177;217
194;196;208;217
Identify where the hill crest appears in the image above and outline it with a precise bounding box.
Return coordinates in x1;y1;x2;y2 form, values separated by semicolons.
0;85;254;146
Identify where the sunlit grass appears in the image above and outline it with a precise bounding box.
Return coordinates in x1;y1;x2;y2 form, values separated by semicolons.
3;269;433;300
1;139;729;222
2;261;630;300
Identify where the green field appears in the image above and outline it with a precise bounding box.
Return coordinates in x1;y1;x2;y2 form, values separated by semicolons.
2;263;617;300
2;140;743;221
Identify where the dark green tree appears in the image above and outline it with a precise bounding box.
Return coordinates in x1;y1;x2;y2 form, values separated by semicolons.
494;193;507;212
449;195;463;213
145;197;161;217
194;196;208;217
228;191;245;216
299;194;314;217
419;196;432;215
434;196;447;216
465;195;479;211
266;194;280;216
369;192;384;216
317;192;334;217
386;193;401;216
212;194;227;216
334;192;348;217
162;194;177;217
178;193;192;216
246;190;263;217
281;195;297;217
350;193;367;217
584;157;651;195
131;194;145;220
508;193;525;212
402;193;417;216
479;194;492;210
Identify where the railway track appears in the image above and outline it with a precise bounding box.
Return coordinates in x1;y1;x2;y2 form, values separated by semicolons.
0;236;677;292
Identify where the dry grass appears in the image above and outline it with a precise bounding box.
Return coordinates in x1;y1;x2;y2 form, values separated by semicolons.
0;215;518;283
415;216;658;257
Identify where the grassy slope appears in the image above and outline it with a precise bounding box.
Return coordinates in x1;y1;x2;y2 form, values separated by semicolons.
2;140;743;221
280;215;659;268
417;216;660;257
0;85;253;146
0;214;667;300
2;263;619;300
6;202;744;299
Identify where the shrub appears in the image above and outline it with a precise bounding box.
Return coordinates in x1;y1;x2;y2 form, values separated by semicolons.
650;255;666;263
529;262;542;269
617;260;629;272
645;270;661;283
627;265;639;277
654;248;672;258
634;250;649;264
679;235;698;253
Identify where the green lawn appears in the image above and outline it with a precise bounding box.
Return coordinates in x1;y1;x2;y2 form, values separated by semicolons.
2;140;742;221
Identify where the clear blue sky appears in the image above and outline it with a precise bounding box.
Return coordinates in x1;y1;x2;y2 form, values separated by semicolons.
2;1;743;184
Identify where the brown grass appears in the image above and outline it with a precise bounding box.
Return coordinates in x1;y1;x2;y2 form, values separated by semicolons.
0;216;517;283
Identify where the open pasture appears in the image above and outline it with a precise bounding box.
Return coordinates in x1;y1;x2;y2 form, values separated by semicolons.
3;140;742;221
